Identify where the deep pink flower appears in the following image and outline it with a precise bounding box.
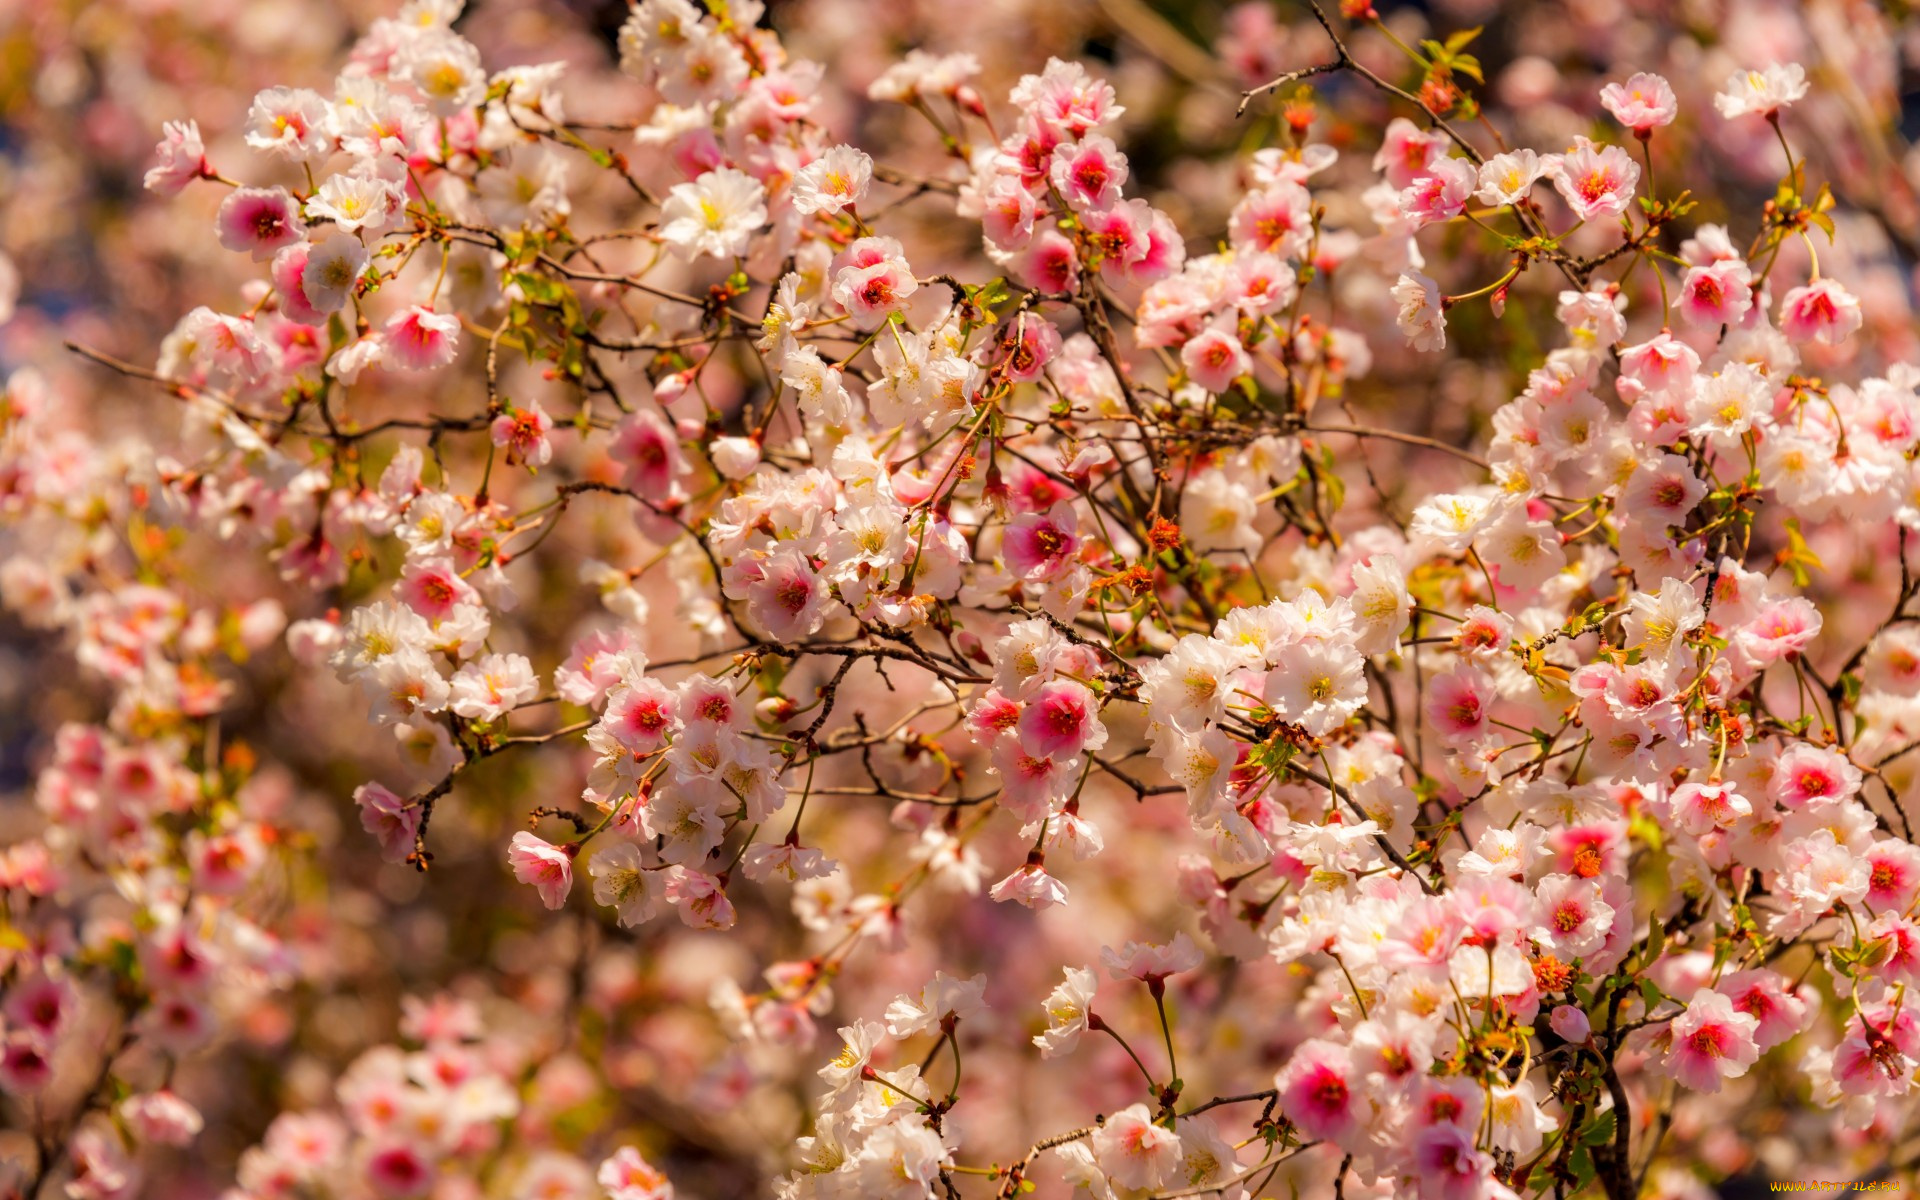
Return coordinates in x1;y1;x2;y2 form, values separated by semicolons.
1663;988;1760;1092
1769;744;1861;810
1716;970;1809;1050
1180;325;1252;393
1411;1122;1493;1200
1229;182;1312;258
608;410;687;497
1779;279;1863;344
1275;1038;1362;1145
364;1142;434;1198
1009;229;1081;293
1552;137;1640;221
1425;667;1490;744
1000;313;1062;383
1398;156;1475;228
1003;502;1082;580
216;187;307;261
1049;134;1128;213
605;680;681;753
396;557;476;620
1016;679;1105;759
1677;260;1754;327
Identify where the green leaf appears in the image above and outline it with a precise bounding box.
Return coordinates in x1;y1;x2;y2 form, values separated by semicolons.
1569;1144;1596;1190
1638;977;1668;1011
1580;1108;1616;1146
511;272;567;306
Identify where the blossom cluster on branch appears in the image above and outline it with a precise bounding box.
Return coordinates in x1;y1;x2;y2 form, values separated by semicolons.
6;0;1920;1197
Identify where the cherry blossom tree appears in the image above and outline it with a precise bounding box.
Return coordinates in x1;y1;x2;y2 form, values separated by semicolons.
6;1;1920;1198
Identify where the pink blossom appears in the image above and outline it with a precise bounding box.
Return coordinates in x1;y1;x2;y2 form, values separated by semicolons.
981;174;1038;250
1013;58;1123;136
380;306;462;372
608;410;688;496
1549;1005;1591;1042
1621;454;1707;523
1532;873;1615;958
1373;117;1448;188
1619;331;1700;395
1009;228;1081;293
1670;779;1752;834
1379;897;1466;969
216;187;307;261
599;1148;674;1200
1663;988;1760;1093
354;782;422;864
1677;259;1754;327
1779;279;1863;344
1049;133;1129;213
1090;1103;1181;1190
396;557;477;620
1274;1038;1362;1145
3;973;70;1043
790;144;871;216
1081;198;1155;274
831;235;918;328
1411;1123;1493;1200
1716;970;1809;1050
144;120;209;194
740;549;830;641
988;860;1069;908
508;831;575;910
1552;137;1640;221
1016;679;1105;759
1599;73;1678;132
991;740;1075;821
555;629;642;709
1226;253;1297;314
999;313;1062;383
1425;666;1490;744
1865;840;1920;912
1768;744;1861;810
0;1035;51;1093
1398;157;1475;228
1228;182;1312;258
364;1141;435;1198
1392;273;1446;351
119;1090;204;1146
1735;598;1822;666
490;400;554;468
665;868;736;929
1003;502;1082;580
1180;325;1251;393
268;243;325;327
245;86;331;158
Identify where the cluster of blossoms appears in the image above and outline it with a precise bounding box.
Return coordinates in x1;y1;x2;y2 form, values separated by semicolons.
9;0;1920;1197
220;992;672;1200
